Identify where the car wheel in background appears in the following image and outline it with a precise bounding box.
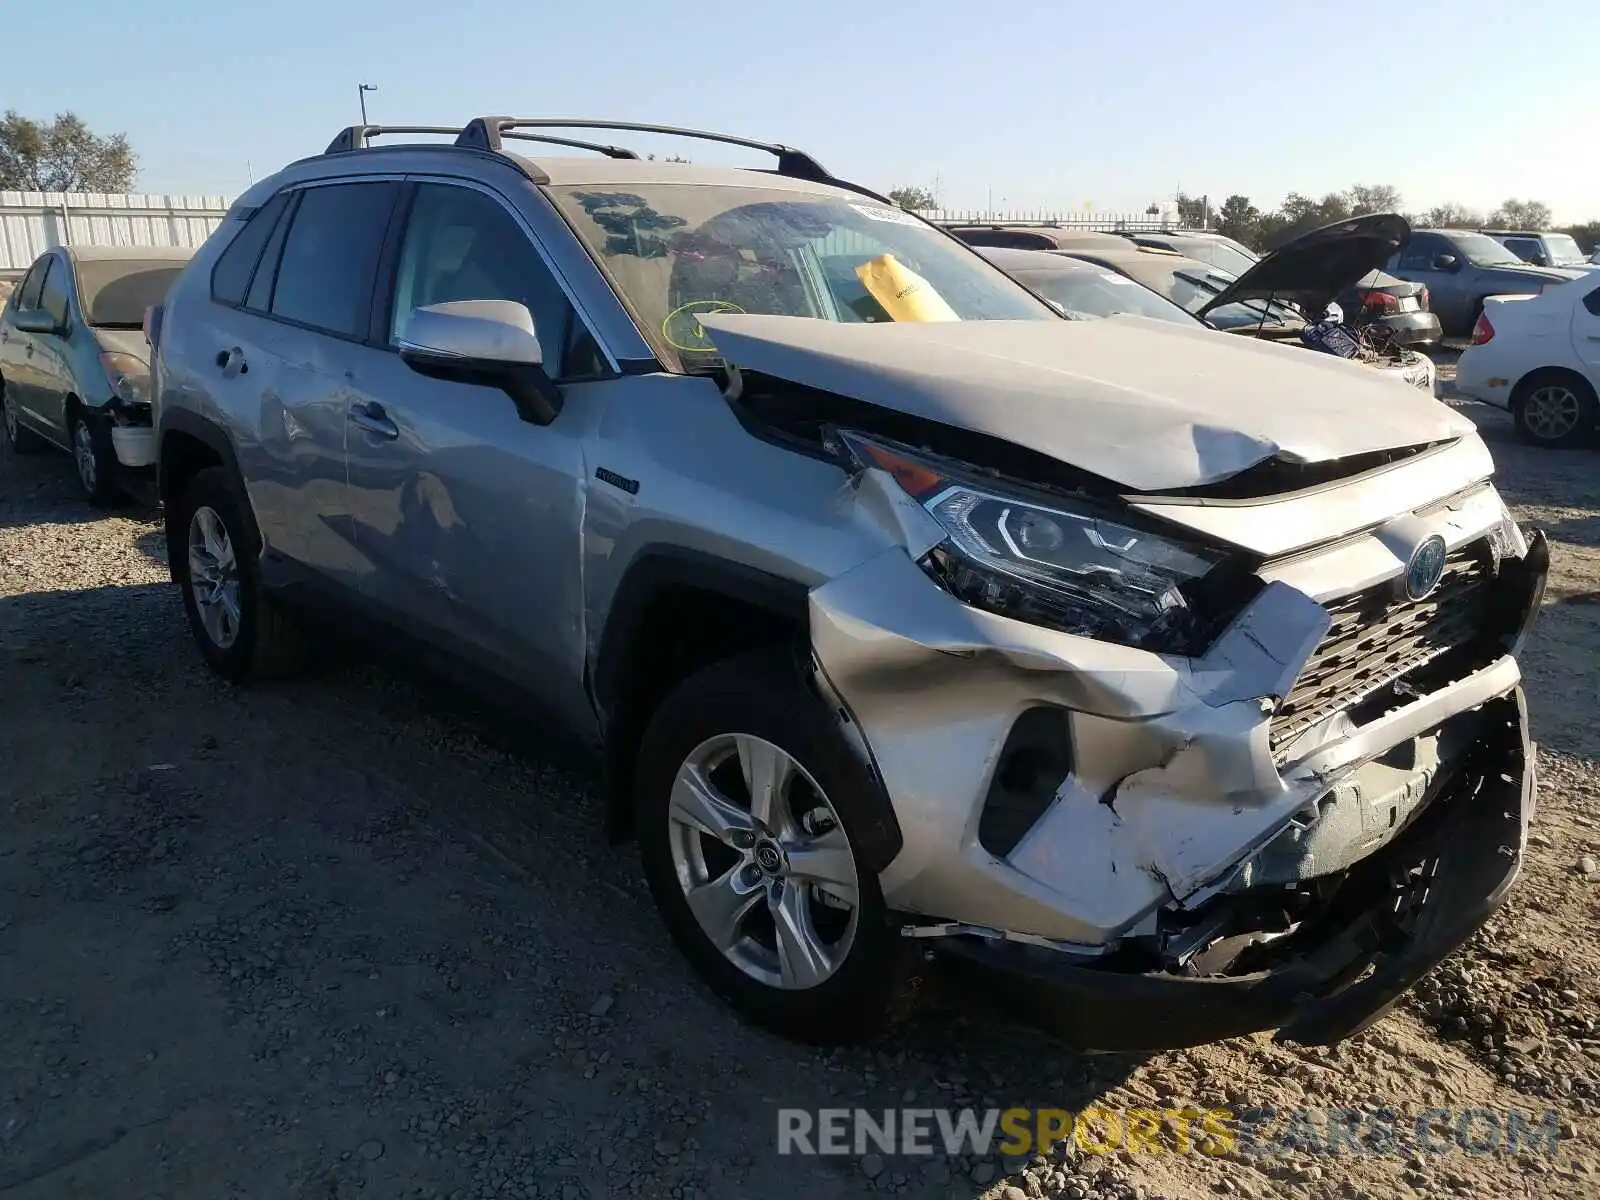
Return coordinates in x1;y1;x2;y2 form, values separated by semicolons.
1511;370;1599;449
173;466;308;680
69;408;123;506
634;648;921;1044
1;381;48;454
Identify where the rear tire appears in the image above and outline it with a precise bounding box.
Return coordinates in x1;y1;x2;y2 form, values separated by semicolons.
634;648;920;1044
1512;370;1598;449
173;466;308;680
1;382;48;455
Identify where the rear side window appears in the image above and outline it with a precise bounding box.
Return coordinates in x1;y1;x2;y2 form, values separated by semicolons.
1584;285;1600;317
269;182;399;339
211;192;292;306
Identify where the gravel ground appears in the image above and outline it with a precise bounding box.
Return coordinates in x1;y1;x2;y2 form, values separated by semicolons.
1;368;1597;1200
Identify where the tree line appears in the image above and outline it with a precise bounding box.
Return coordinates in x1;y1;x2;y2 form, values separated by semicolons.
6;112;1596;258
1195;187;1600;255
888;181;1600;255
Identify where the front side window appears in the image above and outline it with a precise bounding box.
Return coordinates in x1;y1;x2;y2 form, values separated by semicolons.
1395;235;1448;271
388;183;600;379
1502;237;1544;264
549;185;1055;369
38;259;70;326
269;182;399;338
16;257;49;310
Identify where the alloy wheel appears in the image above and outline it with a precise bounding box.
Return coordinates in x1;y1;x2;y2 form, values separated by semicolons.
187;505;242;649
1523;384;1583;442
667;733;861;990
3;396;17;446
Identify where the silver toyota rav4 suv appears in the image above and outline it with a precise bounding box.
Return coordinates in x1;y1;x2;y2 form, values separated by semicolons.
148;118;1548;1051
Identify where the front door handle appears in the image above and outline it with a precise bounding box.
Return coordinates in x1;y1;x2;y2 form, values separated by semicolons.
349;401;399;441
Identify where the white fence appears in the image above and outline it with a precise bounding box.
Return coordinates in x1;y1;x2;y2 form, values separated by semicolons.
0;192;235;276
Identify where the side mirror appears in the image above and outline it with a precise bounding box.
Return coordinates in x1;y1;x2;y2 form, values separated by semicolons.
12;308;61;335
397;300;561;425
1431;254;1459;271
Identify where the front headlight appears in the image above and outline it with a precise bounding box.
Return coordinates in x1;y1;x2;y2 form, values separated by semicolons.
99;352;151;406
835;430;1231;653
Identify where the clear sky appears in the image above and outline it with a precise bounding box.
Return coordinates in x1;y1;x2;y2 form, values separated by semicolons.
6;0;1597;221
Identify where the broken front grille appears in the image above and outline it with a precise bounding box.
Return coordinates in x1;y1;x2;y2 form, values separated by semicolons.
1270;541;1498;760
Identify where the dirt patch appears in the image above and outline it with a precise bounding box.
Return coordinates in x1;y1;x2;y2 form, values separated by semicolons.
1;388;1597;1200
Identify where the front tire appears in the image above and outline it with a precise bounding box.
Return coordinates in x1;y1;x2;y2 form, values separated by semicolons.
1;382;48;455
1512;370;1598;449
634;649;918;1044
173;466;307;680
69;408;122;506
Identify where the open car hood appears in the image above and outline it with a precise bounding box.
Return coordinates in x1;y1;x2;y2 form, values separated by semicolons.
698;313;1472;492
1197;213;1412;321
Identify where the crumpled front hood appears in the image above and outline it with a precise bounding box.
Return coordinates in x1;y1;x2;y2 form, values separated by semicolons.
699;314;1474;492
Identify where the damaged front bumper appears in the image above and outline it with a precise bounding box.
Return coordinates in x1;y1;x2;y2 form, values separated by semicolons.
810;476;1548;1049
931;689;1532;1050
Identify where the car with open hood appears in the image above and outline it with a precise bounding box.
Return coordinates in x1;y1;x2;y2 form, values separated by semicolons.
1125;228;1448;346
147;117;1545;1053
1;245;190;503
1050;219;1438;393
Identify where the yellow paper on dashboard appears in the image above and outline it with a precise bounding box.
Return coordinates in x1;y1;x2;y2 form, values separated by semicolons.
855;253;961;322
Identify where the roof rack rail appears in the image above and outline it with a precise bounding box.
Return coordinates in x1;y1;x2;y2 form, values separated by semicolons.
454;117;861;191
496;132;641;160
325;125;463;154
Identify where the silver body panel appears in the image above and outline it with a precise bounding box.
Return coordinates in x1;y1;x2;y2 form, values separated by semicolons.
152;141;1536;973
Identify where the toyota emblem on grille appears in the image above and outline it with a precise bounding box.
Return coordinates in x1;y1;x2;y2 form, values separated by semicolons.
1404;534;1448;600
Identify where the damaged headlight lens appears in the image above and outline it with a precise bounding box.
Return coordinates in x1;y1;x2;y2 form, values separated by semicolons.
838;430;1227;652
99;352;151;406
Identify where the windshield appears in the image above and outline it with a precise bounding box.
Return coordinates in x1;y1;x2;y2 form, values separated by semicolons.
1453;234;1528;268
76;260;184;328
1173;239;1258;277
549;184;1056;367
1018;268;1197;326
1543;234;1587;267
1156;267;1303;330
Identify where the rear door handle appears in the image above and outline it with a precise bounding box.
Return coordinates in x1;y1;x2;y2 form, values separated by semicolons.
349;401;399;441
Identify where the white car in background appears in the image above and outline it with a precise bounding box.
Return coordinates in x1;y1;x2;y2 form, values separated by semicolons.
1454;275;1600;447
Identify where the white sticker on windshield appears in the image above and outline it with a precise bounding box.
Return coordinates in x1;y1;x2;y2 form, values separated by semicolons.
1098;273;1136;285
851;203;924;227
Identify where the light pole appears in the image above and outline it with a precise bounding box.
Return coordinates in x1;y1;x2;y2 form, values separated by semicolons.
358;83;377;125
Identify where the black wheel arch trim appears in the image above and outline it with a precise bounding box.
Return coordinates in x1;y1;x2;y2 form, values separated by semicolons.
157;408;257;577
592;544;905;872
